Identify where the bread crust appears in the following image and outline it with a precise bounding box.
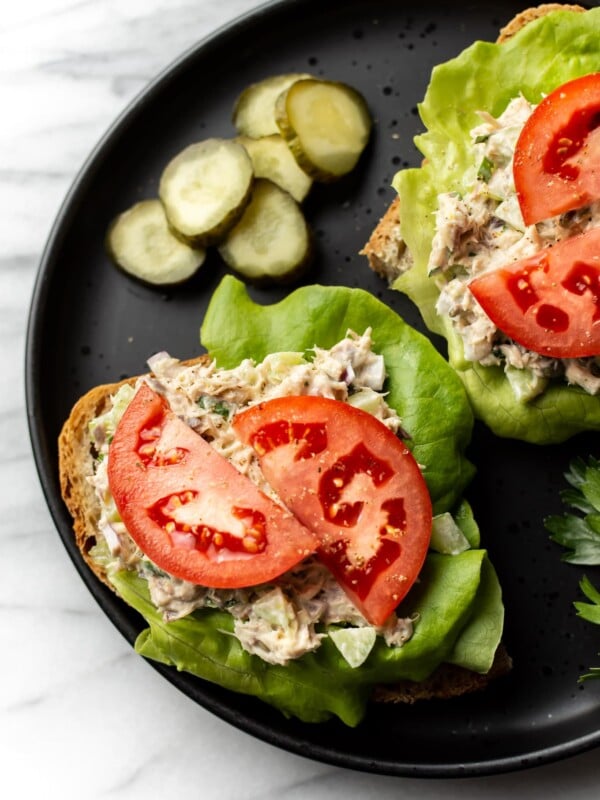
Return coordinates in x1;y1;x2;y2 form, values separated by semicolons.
360;196;403;281
360;196;404;282
497;3;584;42
59;379;130;586
362;4;587;280
58;357;210;586
373;644;512;704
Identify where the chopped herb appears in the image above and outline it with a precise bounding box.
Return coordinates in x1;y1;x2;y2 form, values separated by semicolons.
213;402;230;418
197;395;230;419
477;156;495;183
142;559;167;577
448;263;469;279
474;134;490;144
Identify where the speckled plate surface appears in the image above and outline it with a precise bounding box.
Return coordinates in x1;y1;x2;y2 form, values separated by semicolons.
26;0;600;777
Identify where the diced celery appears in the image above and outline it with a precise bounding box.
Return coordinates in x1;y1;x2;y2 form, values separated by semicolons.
329;627;377;668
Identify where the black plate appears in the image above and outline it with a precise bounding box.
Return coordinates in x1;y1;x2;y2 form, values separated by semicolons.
26;0;600;778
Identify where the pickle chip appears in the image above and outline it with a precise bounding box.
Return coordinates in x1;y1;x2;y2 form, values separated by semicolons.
159;138;254;246
236;134;313;203
106;199;206;286
233;73;312;138
276;78;372;181
218;179;312;284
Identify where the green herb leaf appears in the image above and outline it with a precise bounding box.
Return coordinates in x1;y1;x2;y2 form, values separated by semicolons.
477;156;494;183
574;576;600;681
579;668;600;681
197;395;230;418
545;458;600;564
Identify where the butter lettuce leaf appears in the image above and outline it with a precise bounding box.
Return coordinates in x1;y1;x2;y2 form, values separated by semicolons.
446;555;504;674
99;277;507;726
391;8;600;443
110;549;497;725
200;275;474;513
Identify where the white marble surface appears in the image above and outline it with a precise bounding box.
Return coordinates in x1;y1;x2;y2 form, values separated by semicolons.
2;1;598;797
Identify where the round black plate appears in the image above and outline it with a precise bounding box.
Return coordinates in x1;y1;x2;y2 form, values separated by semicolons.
26;0;600;777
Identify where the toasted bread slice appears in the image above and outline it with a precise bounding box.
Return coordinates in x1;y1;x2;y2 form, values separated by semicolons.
58;358;510;704
361;196;405;282
361;4;586;280
373;645;512;703
59;380;125;587
497;3;584;42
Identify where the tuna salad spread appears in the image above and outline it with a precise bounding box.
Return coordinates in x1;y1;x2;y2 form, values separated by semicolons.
428;95;600;401
87;330;418;668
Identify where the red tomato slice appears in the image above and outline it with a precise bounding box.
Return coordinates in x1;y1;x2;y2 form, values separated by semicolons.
513;72;600;225
232;396;432;626
107;383;316;588
469;228;600;359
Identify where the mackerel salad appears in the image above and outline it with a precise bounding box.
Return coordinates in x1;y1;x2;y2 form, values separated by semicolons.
422;95;600;401
88;330;419;669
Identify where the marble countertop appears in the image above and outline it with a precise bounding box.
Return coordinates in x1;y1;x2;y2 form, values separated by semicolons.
2;1;598;797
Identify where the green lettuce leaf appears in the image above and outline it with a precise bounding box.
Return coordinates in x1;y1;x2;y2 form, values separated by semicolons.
200;275;474;513
100;277;506;725
446;555;504;674
110;549;496;725
391;7;600;444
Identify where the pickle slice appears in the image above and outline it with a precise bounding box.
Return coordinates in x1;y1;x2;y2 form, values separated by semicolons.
106;199;206;286
218;179;312;284
236;134;313;202
275;78;372;181
233;73;312;138
159;138;253;246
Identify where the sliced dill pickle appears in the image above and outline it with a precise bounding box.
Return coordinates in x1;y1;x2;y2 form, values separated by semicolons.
275;78;372;181
159;138;253;246
236;134;313;203
218;179;312;284
232;73;312;138
106;199;206;286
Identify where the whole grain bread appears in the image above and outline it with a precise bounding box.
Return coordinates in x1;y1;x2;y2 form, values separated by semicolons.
59;357;511;704
58;358;211;586
496;3;585;42
59;380;124;586
361;4;586;279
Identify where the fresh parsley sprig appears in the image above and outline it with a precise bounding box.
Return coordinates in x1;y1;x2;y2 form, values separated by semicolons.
545;457;600;681
545;456;600;564
575;576;600;682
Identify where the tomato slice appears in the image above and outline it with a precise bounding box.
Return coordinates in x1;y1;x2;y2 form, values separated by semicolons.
107;384;316;588
232;396;432;626
513;73;600;225
469;228;600;359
